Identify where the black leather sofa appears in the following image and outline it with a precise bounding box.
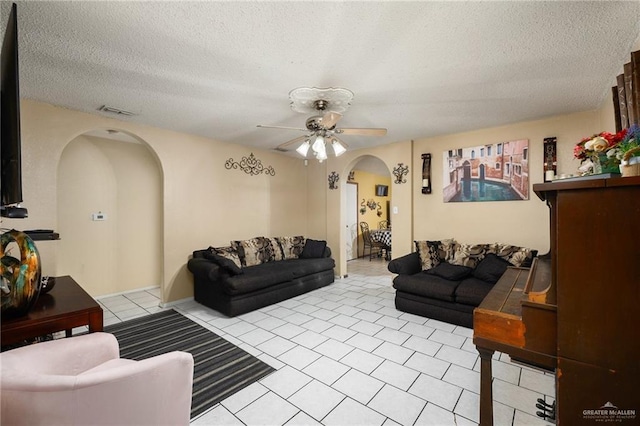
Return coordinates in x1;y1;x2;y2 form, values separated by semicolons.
388;241;536;328
187;237;335;317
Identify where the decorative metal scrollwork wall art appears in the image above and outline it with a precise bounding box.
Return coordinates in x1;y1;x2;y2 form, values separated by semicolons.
393;163;409;184
366;199;377;210
225;153;275;176
328;172;339;189
348;171;355;181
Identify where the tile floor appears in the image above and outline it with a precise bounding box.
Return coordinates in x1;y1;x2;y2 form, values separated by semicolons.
94;258;555;426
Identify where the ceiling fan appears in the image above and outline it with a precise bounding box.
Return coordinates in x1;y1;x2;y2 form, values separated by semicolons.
257;88;387;162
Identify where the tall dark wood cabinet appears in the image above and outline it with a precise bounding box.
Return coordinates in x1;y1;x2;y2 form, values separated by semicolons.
534;176;640;424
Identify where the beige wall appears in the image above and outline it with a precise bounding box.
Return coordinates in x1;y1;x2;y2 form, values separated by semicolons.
316;102;615;277
7;100;309;303
411;108;612;255
7;95;618;301
57;135;162;297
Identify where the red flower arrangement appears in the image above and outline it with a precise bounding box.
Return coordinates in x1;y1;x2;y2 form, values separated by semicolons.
574;129;627;161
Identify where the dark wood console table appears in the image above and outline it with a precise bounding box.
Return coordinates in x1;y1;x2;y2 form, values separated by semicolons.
1;275;103;346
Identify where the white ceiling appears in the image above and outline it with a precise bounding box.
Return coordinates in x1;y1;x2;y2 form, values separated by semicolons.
3;1;640;155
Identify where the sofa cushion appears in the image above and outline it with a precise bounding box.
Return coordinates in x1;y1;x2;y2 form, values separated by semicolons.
414;240;442;270
204;246;243;275
438;239;458;263
267;238;285;261
275;236;305;260
455;277;495;305
232;237;281;267
472;253;511;284
488;243;536;267
426;262;473;281
300;239;327;259
388;252;422;275
392;273;461;302
414;239;458;270
220;257;335;296
450;243;490;268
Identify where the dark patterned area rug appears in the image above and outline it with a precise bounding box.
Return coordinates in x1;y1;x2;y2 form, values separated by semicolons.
105;309;275;419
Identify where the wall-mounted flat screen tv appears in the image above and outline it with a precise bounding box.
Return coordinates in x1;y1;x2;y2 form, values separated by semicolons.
375;184;388;197
1;3;24;211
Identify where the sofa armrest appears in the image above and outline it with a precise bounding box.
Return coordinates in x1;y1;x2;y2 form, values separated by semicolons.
192;249;209;259
388;252;422;275
1;333;120;376
187;257;221;282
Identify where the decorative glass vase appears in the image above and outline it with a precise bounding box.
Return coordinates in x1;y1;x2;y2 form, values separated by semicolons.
591;155;603;174
1;230;42;319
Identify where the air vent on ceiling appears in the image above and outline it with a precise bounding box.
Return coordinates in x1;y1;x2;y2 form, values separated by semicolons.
98;105;136;116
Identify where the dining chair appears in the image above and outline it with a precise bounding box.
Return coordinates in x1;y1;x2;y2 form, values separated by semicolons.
378;220;390;229
360;222;386;261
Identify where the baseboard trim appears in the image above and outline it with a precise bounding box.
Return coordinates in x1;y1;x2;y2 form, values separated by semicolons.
160;296;194;309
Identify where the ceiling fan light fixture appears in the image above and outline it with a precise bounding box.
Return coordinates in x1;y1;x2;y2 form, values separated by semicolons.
296;140;311;157
312;134;325;153
315;147;328;162
332;139;347;156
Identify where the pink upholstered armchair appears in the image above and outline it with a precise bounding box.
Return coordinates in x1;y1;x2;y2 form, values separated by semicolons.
1;332;194;425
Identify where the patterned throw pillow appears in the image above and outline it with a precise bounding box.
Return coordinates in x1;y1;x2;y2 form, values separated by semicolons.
267;238;285;261
450;243;490;268
437;238;458;263
488;243;534;267
275;236;305;260
414;239;458;270
207;246;242;271
231;237;275;267
414;240;442;270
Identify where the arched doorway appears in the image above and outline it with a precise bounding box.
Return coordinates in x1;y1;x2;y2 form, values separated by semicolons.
56;129;163;298
343;155;392;270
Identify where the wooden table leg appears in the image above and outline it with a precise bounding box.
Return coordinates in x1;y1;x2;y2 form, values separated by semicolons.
477;346;495;426
88;310;104;333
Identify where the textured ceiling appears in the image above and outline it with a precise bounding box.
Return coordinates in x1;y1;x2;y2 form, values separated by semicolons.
3;1;640;154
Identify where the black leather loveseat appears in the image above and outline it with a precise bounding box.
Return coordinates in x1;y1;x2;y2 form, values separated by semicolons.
187;236;335;317
388;240;536;328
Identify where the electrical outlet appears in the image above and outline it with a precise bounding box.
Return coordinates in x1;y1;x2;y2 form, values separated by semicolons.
92;212;107;221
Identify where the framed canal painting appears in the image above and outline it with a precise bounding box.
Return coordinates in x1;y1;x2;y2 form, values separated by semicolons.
442;139;529;202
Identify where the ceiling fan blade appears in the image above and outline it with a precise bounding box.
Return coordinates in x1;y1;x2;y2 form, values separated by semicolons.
337;127;387;136
320;111;342;129
257;124;307;132
277;135;309;149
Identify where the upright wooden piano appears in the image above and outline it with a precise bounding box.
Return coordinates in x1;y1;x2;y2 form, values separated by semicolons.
473;175;640;425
